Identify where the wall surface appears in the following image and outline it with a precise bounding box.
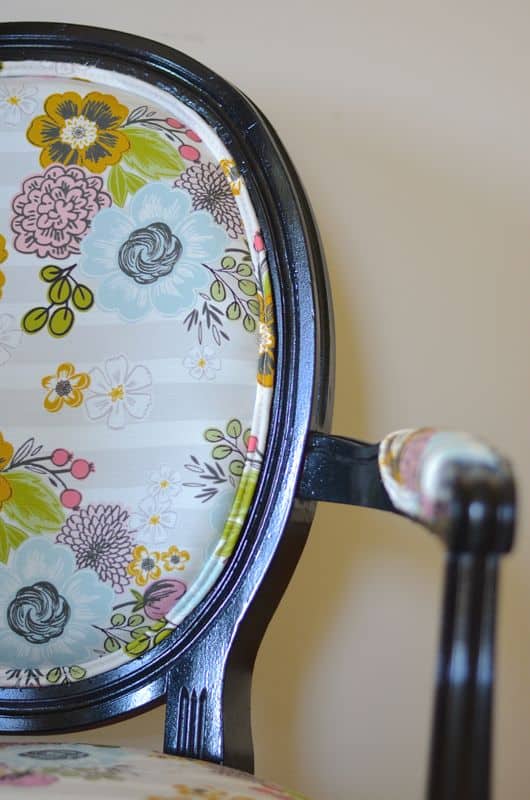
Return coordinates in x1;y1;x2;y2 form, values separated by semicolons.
0;3;529;798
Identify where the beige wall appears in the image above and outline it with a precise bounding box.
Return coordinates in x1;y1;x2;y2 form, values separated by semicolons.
1;2;529;798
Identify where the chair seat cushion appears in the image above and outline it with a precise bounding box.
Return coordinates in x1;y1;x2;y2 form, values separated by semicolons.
0;742;308;799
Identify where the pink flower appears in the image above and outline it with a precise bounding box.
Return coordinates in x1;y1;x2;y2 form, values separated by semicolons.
0;764;58;786
254;786;294;798
11;165;111;260
143;578;187;619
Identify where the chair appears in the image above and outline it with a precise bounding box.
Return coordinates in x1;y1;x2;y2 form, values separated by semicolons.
0;22;515;800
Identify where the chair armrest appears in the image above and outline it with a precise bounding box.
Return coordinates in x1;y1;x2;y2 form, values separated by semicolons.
298;427;516;800
378;427;515;552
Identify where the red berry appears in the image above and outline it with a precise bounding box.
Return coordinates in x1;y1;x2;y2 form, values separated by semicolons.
70;459;94;480
253;233;265;252
247;435;258;453
51;448;72;467
185;128;201;143
166;117;185;129
179;144;200;162
60;489;82;509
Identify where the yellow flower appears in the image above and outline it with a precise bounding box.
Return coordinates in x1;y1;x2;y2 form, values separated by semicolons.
257;290;275;388
219;158;242;195
0;434;14;510
41;362;90;412
0;234;7;301
0;476;12;509
161;545;190;572
127;545;162;587
172;787;228;800
147;788;253;800
0;235;7;264
27;91;130;174
0;433;13;470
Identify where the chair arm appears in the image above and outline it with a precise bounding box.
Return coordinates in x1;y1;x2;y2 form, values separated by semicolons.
299;427;516;800
379;428;516;800
378;428;515;552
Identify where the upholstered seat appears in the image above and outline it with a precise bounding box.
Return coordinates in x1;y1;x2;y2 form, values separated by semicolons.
0;743;304;799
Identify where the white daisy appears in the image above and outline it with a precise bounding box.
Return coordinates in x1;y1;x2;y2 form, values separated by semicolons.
183;345;221;380
148;466;182;500
0;84;37;126
85;354;152;430
0;314;22;366
130;497;177;546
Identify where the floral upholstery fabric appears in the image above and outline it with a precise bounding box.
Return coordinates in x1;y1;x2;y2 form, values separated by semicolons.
0;743;308;799
0;61;275;686
378;428;504;524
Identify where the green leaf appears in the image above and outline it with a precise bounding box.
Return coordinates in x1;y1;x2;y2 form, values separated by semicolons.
108;163;128;207
204;428;224;443
229;459;244;477
226;301;241;321
212;444;232;460
6;522;27;549
48;306;74;337
131;626;152;638
237;263;253;277
0;520;10;563
238;279;257;297
128;614;144;627
216;470;259;558
125;634;150;657
40;265;62;282
126;172;147;193
22;307;48;334
48;277;71;304
2;470;65;533
104;636;120;653
0;519;27;564
153;629;172;646
247;298;260;317
46;667;62;684
243;428;251;447
243;314;257;333
221;255;236;270
123;126;185;180
72;284;94;311
210;279;226;302
68;665;87;681
149;619;167;632
226;418;242;438
111;613;126;627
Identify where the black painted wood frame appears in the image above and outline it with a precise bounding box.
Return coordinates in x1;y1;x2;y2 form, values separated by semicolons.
0;22;335;775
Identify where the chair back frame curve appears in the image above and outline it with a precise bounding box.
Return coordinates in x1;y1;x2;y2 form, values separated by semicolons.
0;22;335;769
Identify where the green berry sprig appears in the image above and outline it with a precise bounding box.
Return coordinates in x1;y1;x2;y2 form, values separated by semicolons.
22;264;94;338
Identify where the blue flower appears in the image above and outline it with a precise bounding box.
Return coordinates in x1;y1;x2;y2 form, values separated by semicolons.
0;743;127;771
79;182;227;321
0;538;113;669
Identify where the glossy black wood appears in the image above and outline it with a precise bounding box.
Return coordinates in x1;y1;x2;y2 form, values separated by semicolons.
298;432;395;511
429;553;498;800
426;464;515;800
0;23;334;769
